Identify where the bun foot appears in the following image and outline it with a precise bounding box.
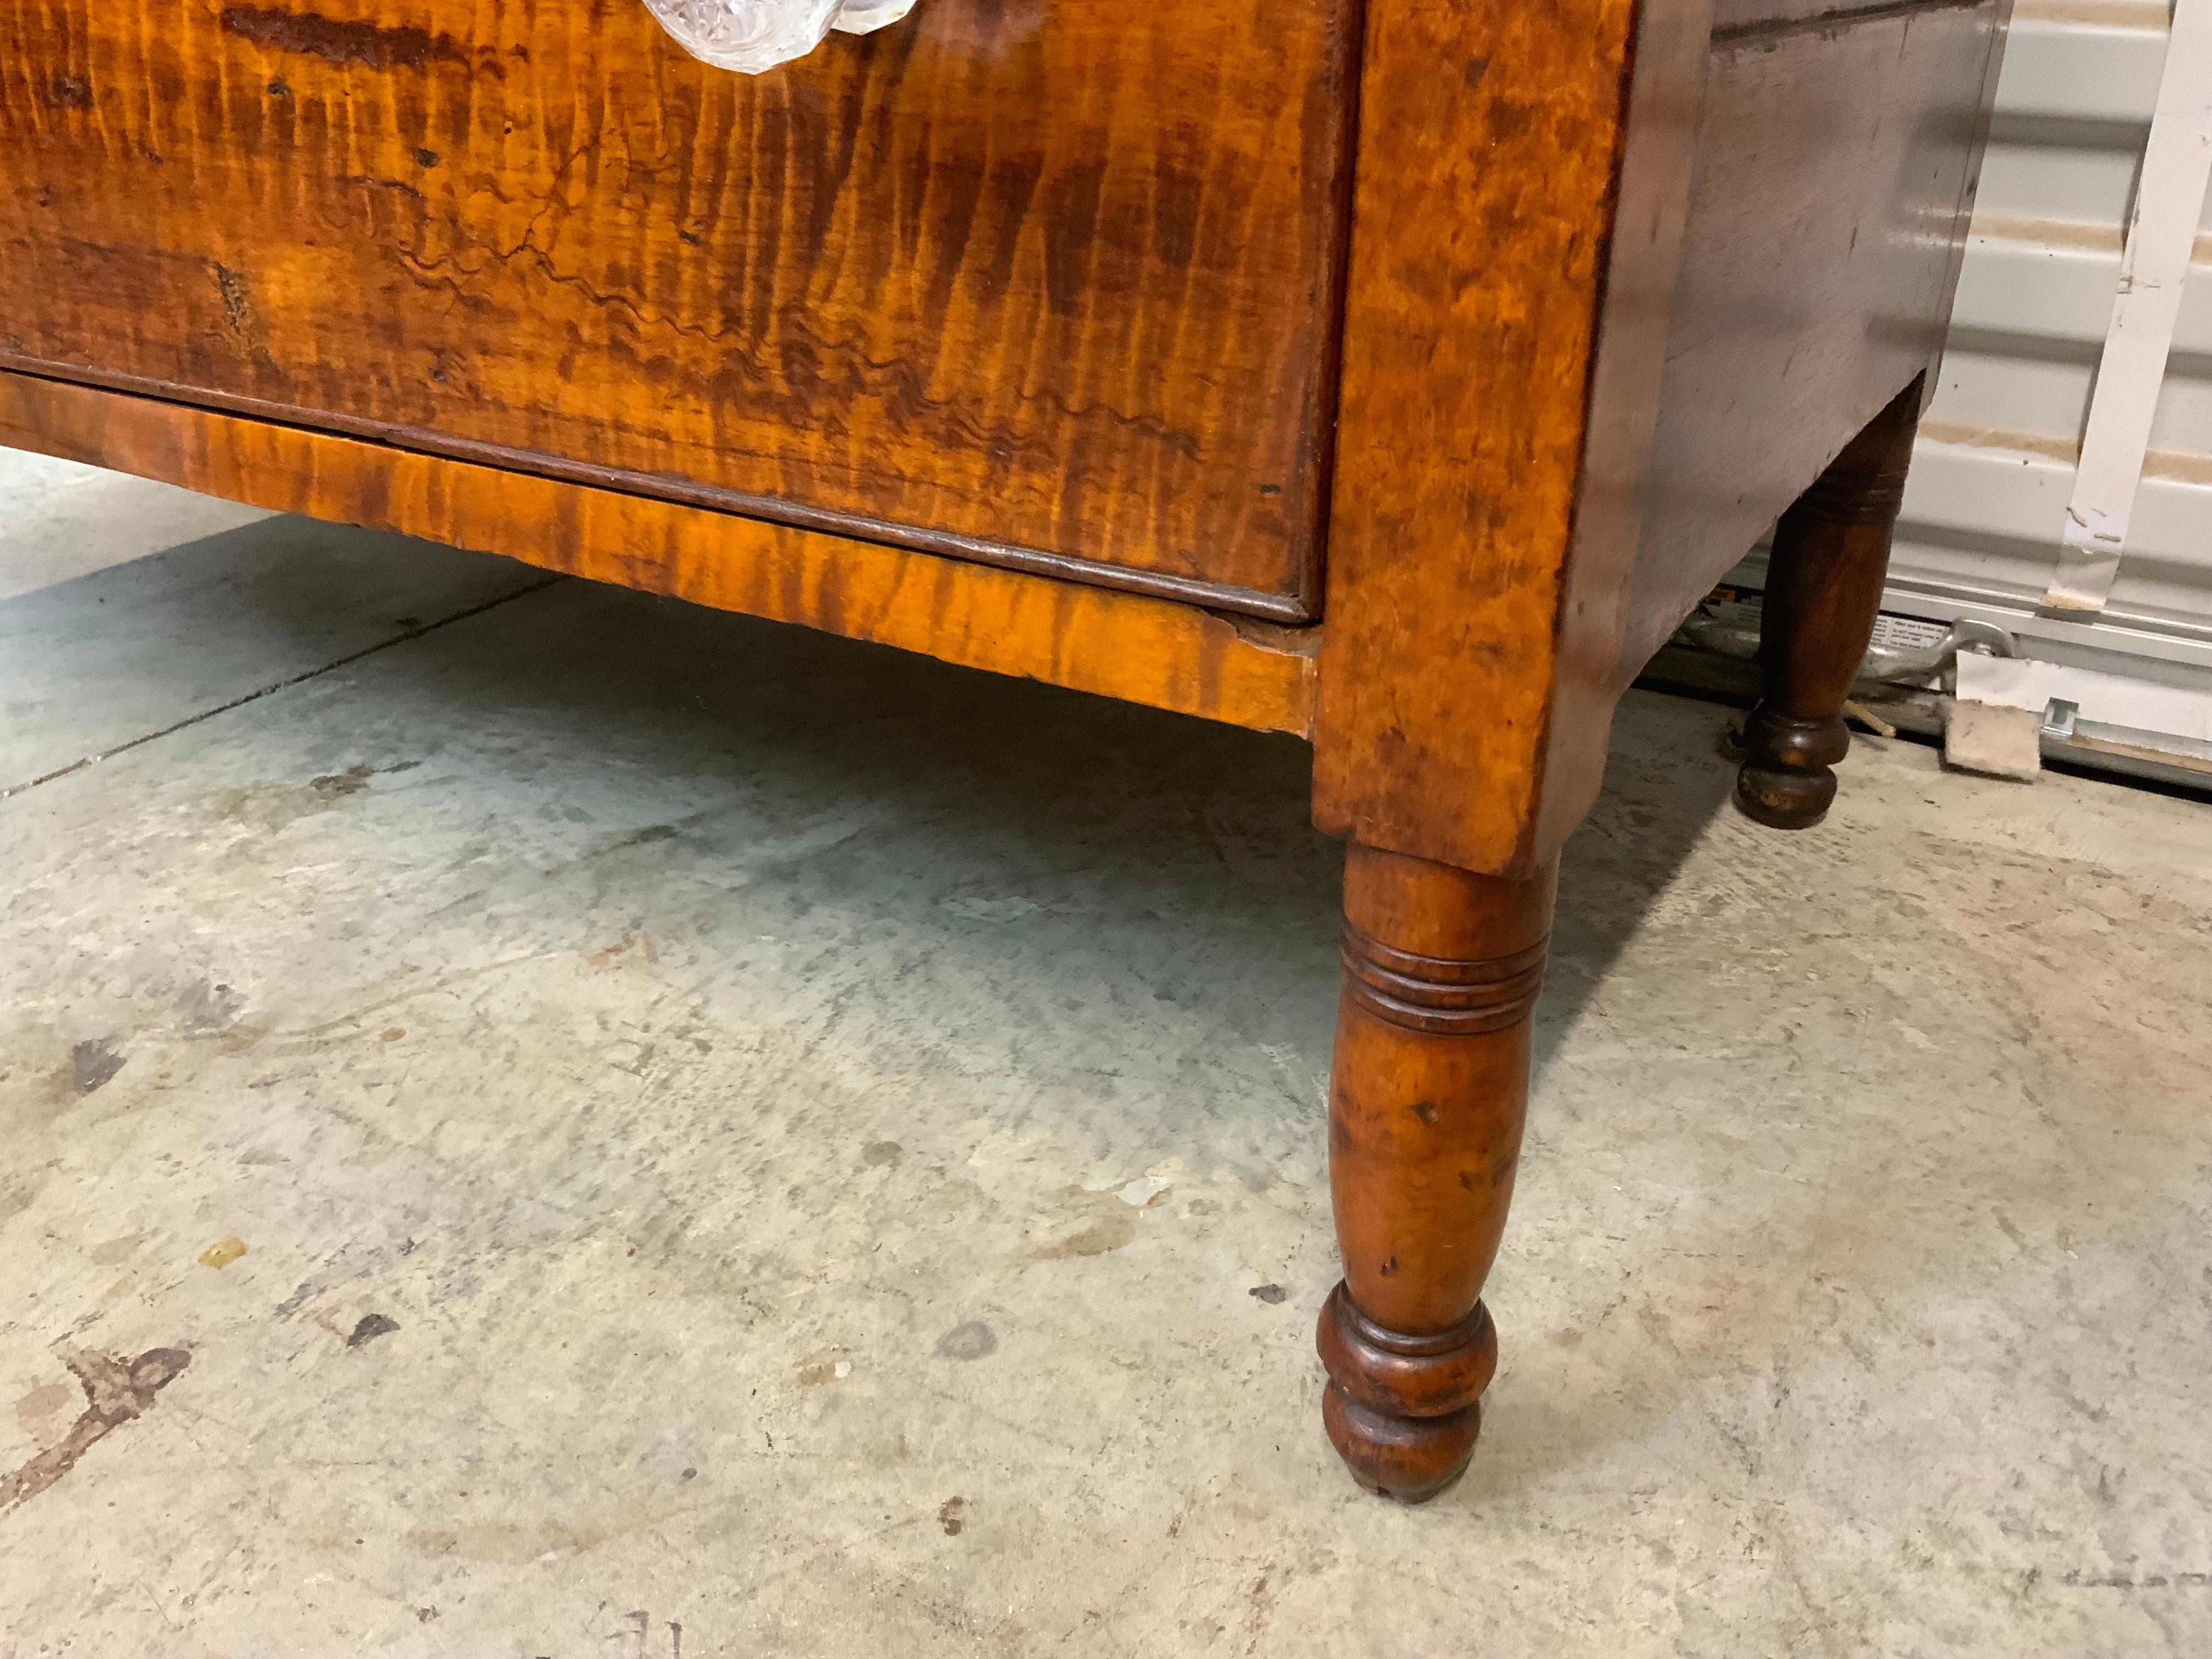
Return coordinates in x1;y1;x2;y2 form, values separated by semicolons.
1322;1386;1482;1503
1317;1283;1497;1503
1734;707;1847;830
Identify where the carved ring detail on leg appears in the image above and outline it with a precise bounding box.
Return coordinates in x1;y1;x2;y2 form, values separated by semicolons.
1339;923;1549;1036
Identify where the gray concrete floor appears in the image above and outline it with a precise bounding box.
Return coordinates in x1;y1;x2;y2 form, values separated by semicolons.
2;453;2207;1657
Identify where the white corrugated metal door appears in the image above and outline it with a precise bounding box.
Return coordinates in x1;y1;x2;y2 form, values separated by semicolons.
1711;0;2212;782
1893;0;2212;676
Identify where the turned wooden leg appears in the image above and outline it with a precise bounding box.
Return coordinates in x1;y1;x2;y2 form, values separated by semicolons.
1317;843;1557;1502
1736;380;1922;830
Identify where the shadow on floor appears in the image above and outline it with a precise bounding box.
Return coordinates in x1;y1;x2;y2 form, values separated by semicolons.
4;515;1744;1093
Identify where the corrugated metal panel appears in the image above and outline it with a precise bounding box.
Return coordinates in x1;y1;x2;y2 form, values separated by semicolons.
1733;0;2212;686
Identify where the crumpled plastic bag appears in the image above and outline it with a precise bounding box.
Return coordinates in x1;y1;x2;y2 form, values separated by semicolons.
642;0;921;74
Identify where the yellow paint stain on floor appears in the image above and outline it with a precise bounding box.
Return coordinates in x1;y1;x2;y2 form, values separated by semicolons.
196;1237;246;1269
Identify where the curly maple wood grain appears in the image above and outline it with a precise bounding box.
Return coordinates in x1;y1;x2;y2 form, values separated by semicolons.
0;0;1357;616
0;370;1318;735
1310;0;1692;877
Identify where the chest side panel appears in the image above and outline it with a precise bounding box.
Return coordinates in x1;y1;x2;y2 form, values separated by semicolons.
1619;1;2010;672
0;0;1355;615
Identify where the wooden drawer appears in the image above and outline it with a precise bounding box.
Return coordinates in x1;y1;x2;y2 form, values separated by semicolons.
0;0;1357;618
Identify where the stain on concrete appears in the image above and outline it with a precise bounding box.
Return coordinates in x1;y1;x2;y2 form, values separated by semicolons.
941;895;1042;923
1248;1284;1288;1305
795;1347;850;1385
934;1322;997;1362
198;1236;247;1269
1032;1210;1135;1260
176;980;247;1034
12;1381;75;1440
861;1141;903;1167
0;1347;191;1513
311;764;375;799
584;935;658;972
602;823;679;853
405;1520;598;1564
216;760;413;831
938;1496;967;1536
215;780;327;831
1028;1184;1164;1260
89;1233;145;1266
66;1039;125;1097
345;1313;399;1348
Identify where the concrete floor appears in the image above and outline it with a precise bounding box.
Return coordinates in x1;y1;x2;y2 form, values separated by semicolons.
2;454;2207;1657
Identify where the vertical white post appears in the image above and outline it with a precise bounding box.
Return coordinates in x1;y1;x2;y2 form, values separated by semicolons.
2042;0;2212;614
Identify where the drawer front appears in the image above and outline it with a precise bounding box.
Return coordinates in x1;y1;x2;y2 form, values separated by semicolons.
0;0;1356;615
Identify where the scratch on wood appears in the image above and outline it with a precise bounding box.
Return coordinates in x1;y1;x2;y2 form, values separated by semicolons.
214;264;253;334
0;1347;192;1513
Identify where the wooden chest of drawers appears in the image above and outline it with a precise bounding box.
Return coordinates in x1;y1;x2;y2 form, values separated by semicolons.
0;0;2012;1499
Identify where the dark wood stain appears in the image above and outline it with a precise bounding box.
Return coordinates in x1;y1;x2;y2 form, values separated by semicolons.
217;5;480;74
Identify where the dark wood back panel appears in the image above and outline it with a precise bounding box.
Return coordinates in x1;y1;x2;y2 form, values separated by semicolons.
1615;0;2009;680
0;0;1356;618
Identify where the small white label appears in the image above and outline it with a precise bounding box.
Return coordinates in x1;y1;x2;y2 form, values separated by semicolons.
1868;612;1947;651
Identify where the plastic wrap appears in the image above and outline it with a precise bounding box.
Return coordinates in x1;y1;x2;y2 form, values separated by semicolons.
642;0;921;74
